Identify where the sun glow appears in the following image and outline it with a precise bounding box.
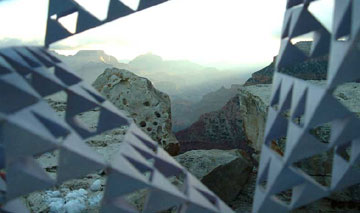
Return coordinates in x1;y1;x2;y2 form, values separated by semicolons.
0;0;334;68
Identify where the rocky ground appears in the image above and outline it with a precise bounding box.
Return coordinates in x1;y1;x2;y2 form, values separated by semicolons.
24;116;254;212
19;63;360;212
22;69;252;213
176;80;360;212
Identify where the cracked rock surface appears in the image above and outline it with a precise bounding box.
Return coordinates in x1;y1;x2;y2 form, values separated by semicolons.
93;68;179;155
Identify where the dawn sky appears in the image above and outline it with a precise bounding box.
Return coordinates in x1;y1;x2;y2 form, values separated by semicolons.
0;0;333;69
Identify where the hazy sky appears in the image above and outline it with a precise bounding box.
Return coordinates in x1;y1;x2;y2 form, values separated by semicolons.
0;0;333;69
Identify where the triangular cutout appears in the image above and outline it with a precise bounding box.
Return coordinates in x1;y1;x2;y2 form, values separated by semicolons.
332;163;360;191
305;92;352;128
257;159;271;190
333;0;352;41
153;148;184;177
279;82;294;117
25;47;55;68
120;0;140;11
48;0;77;17
45;19;72;46
2;121;58;161
82;85;106;103
15;49;43;68
73;0;110;21
0;78;39;114
285;122;328;164
291;181;329;209
264;108;289;156
186;186;219;212
268;167;305;195
143;188;186;213
276;39;308;68
58;12;79;34
32;111;70;139
286;0;303;9
65;87;99;117
107;0;134;21
308;121;332;144
97;105;130;133
76;8;102;33
291;87;308;127
6;157;56;200
31;71;65;97
289;6;323;38
310;28;331;57
293;148;334;188
57;138;106;183
308;0;334;33
104;157;149;198
272;188;293;207
270;80;282;110
0;56;15;75
328;43;360;87
281;12;292;39
150;170;186;199
54;64;82;86
0;48;35;75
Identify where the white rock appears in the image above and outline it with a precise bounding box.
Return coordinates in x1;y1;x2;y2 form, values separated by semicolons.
65;189;87;201
90;180;102;191
93;68;179;155
64;199;86;213
89;194;103;207
48;197;65;213
47;190;61;198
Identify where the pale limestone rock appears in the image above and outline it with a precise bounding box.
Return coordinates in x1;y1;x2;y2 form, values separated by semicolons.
93;68;179;155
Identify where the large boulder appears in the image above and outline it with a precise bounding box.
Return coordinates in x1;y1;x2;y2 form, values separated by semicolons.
175;149;253;203
176;84;270;153
93;68;179;155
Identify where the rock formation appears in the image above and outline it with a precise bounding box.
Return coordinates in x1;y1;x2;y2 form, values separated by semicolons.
172;84;241;131
176;81;360;212
52;50;128;83
93;68;180;155
174;149;253;204
175;84;270;153
244;41;328;86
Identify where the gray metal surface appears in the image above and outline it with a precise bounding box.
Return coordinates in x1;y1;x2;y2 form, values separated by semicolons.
0;0;235;212
253;0;360;212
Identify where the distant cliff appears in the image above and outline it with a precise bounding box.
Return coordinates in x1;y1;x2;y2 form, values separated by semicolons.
172;84;241;131
244;41;328;86
52;50;128;83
